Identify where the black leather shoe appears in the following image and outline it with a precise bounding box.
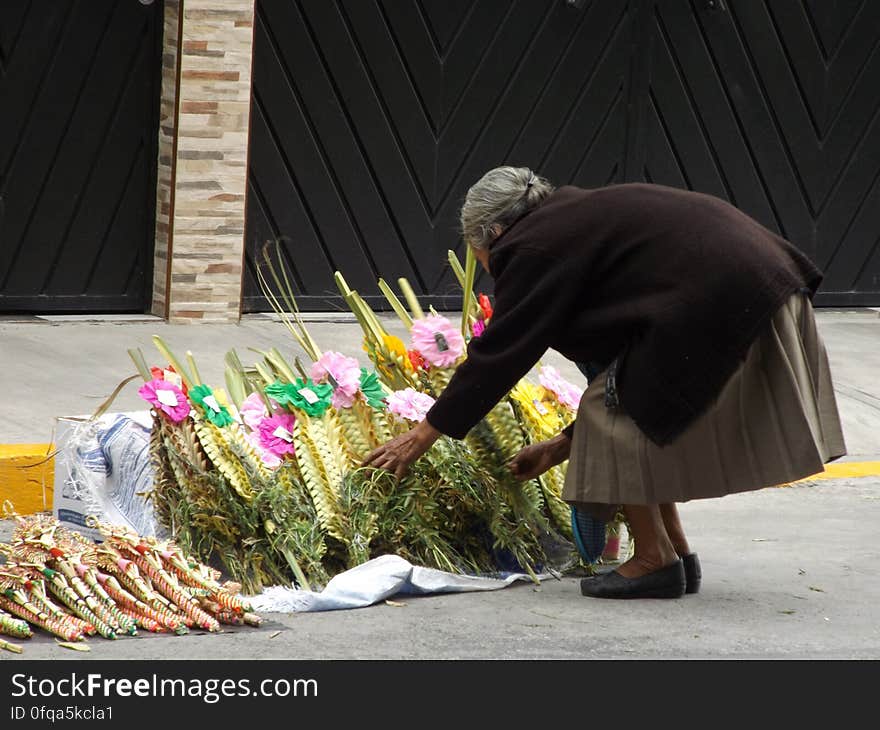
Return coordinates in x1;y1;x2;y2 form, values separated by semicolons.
580;560;686;599
681;552;701;594
592;553;702;593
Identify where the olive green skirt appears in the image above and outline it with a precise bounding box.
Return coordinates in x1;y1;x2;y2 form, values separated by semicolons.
563;293;846;519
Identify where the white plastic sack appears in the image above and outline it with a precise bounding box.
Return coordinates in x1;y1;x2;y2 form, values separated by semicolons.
250;554;551;612
53;412;164;541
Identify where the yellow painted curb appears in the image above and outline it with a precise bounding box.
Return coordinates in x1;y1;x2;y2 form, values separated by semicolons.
785;461;880;485
0;444;54;515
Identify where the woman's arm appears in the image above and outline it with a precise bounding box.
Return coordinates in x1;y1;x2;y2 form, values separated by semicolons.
362;419;441;480
426;249;578;438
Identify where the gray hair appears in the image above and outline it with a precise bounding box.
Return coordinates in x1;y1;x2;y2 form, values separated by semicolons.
460;166;554;250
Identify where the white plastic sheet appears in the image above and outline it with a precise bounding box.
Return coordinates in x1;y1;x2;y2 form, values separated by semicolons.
250;554;550;613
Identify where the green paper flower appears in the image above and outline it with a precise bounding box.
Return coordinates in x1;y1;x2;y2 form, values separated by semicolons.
265;378;333;417
189;384;235;427
359;369;387;411
264;380;295;406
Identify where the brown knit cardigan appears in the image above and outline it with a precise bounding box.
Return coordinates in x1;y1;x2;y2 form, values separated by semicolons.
426;183;822;446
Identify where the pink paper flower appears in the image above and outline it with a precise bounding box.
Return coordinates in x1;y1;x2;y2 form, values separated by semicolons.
138;378;190;423
539;366;584;411
410;315;464;367
150;366;187;395
245;430;282;469
386;388;436;422
260;451;283;469
239;392;270;430
257;413;297;459
310;351;362;409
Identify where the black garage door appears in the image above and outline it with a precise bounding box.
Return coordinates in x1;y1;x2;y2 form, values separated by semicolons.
245;0;880;310
0;0;163;313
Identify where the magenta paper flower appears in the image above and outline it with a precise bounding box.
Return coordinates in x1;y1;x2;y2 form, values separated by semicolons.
245;430;282;469
257;413;297;459
386;388;436;422
539;366;584;411
310;351;362;409
138;378;190;423
410;315;464;367
472;319;486;338
239;392;269;430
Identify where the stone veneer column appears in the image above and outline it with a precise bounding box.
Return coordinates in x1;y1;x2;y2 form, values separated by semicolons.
150;0;181;318
153;0;256;323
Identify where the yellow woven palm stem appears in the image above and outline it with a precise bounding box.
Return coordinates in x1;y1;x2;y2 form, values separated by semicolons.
362;401;394;444
159;435;214;545
336;404;375;462
467;407;545;518
463;427;493;473
507;382;573;535
485;398;527;461
376;359;406;391
272;466;303;511
193;420;254;501
293;417;344;541
318;411;353;481
462;423;509;492
380;344;417;390
149;421;179;529
520;477;545;514
271;466;330;589
389;352;416;389
162;418;209;472
426;367;452;399
220;422;272;481
161;444;195;499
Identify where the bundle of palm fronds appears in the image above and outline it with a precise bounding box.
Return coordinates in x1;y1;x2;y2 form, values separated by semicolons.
131;245;612;594
324;246;577;545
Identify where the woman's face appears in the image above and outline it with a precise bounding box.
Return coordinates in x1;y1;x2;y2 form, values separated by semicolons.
471;224;504;274
472;246;491;273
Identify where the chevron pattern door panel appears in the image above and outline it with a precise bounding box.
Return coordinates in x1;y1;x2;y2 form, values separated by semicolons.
640;0;880;305
244;0;634;310
247;0;880;311
0;0;163;312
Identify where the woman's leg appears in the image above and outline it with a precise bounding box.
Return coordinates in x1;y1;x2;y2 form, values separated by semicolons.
616;504;679;578
659;503;691;556
659;503;701;594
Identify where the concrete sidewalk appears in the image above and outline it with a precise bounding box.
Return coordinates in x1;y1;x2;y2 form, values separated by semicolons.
0;308;878;659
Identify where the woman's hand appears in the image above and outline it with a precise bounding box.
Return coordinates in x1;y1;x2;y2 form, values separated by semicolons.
363;419;442;480
508;433;572;480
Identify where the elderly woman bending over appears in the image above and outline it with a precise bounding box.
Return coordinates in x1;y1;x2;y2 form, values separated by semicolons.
365;166;845;600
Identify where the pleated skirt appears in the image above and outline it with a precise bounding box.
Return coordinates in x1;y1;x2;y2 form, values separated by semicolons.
562;292;847;519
